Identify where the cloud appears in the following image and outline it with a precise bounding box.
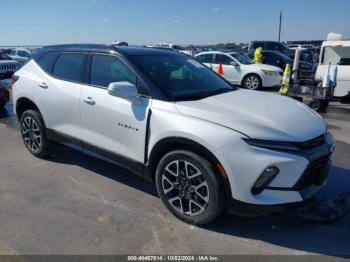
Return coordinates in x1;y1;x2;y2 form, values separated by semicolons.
102;17;110;22
172;19;180;23
159;25;167;29
90;0;97;3
213;7;221;11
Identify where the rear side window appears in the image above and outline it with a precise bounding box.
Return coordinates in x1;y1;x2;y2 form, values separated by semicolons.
37;53;58;74
90;55;136;87
196;54;214;64
53;53;86;82
215;54;233;65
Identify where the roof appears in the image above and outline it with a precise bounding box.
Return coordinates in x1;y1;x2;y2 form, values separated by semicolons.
36;44;181;56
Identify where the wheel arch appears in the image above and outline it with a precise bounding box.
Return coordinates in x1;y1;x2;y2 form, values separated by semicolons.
145;137;233;202
16;97;42;121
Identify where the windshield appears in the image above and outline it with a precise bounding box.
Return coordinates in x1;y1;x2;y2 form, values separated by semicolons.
130;54;235;101
230;53;253;65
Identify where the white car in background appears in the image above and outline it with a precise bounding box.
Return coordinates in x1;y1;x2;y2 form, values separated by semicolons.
195;51;283;89
8;48;32;66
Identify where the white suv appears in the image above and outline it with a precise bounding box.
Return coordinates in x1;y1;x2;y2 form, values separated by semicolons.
195;51;283;89
12;45;334;225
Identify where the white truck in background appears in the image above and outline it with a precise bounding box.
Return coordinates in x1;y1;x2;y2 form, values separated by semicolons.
316;33;350;98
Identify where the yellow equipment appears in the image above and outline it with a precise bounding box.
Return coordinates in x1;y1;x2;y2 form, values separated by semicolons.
280;64;291;95
254;47;263;64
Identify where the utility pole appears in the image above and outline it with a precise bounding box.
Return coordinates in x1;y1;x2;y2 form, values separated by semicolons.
278;10;283;42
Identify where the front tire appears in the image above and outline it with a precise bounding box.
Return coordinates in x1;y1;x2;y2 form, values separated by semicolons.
20;110;53;158
243;74;262;90
155;150;225;225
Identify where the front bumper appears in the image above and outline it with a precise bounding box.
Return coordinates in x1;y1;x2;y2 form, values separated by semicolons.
261;74;283;87
214;132;334;214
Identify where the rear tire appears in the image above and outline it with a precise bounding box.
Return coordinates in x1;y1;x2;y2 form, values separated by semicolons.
243;74;262;90
155;150;225;225
20;110;54;158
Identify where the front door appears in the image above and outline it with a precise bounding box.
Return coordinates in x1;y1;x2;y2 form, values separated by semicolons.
213;54;240;84
80;54;151;164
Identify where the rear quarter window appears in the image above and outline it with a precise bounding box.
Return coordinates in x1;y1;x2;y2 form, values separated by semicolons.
37;53;59;74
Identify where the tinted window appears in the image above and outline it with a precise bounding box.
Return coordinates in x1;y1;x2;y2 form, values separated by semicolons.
37;53;58;73
215;54;232;65
252;42;264;49
90;55;136;87
196;54;213;64
266;42;278;50
263;52;281;63
53;54;86;82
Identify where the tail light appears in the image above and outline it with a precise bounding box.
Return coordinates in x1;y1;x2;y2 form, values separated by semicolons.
12;75;19;85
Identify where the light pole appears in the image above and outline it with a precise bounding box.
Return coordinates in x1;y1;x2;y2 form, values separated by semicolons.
278;11;283;42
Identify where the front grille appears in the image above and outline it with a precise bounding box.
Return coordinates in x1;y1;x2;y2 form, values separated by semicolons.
0;63;17;71
294;154;331;190
294;134;326;150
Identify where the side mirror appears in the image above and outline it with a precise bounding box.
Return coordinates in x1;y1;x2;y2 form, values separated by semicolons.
230;61;238;66
107;81;142;104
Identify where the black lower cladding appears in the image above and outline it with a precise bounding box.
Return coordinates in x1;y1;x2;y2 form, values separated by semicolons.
46;129;145;177
294;153;331;190
265;143;333;194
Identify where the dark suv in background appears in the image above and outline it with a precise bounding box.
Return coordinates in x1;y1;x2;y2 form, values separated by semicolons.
247;50;316;80
248;41;293;57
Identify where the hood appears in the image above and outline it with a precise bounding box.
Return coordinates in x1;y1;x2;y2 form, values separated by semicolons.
248;63;282;72
175;90;326;142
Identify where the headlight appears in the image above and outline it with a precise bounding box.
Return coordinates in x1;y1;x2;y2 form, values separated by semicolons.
243;138;300;151
261;69;277;75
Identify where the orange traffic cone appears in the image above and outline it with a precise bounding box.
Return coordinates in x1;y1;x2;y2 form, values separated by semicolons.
217;63;223;75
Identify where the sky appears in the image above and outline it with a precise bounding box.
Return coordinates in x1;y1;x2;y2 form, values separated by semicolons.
0;0;349;46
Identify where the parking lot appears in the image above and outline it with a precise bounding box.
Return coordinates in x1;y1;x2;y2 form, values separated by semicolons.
0;96;349;256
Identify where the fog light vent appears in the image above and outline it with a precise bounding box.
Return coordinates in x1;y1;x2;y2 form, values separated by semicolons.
251;166;280;195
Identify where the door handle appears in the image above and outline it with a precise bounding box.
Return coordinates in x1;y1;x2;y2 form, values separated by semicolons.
38;82;48;89
83;97;96;105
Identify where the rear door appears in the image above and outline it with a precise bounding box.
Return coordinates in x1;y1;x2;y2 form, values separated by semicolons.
80;54;151;164
33;53;86;141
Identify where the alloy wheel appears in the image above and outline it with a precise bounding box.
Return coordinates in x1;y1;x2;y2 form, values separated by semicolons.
161;160;210;216
245;76;260;89
22;116;42;153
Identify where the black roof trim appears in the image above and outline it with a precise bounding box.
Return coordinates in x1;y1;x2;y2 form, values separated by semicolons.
34;44;183;59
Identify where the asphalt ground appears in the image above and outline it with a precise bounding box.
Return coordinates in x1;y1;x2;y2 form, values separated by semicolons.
0;94;349;256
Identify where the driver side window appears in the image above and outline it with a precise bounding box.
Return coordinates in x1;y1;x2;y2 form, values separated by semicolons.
90;55;137;88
